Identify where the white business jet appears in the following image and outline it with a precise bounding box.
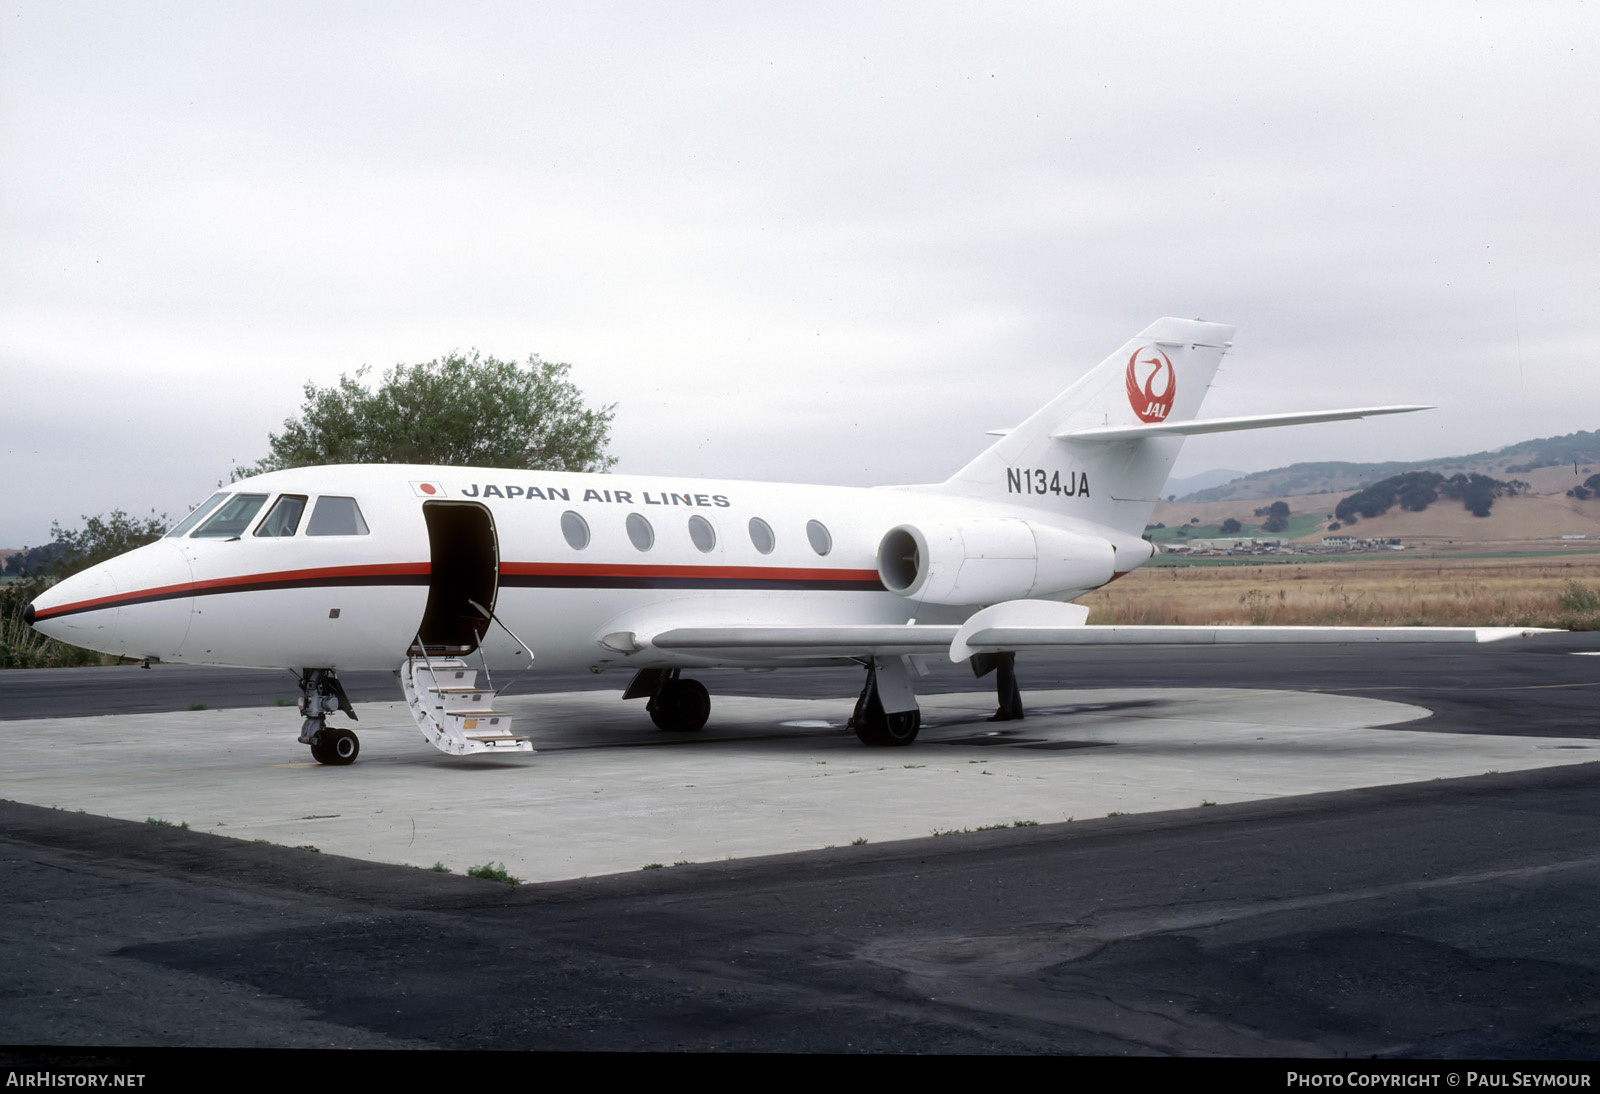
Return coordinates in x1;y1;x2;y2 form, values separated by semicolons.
25;318;1544;765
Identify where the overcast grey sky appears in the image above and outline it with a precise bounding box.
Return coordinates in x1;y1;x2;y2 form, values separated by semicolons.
3;1;1595;547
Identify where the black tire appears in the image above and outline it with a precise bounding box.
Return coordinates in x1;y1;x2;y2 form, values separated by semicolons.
650;678;711;732
311;727;360;765
854;707;921;747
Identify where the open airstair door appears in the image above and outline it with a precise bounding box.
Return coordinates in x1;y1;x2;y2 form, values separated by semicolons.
405;502;531;757
417;501;499;655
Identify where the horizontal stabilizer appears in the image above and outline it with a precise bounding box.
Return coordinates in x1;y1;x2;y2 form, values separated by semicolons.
1054;405;1432;443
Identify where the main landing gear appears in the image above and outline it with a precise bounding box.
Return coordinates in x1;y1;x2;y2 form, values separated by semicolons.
297;668;361;765
971;651;1025;722
850;656;922;746
621;653;1023;749
625;668;711;732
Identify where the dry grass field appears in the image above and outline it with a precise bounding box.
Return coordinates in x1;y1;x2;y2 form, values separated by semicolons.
1081;554;1600;630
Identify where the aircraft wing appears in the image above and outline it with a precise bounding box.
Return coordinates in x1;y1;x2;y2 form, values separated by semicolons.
644;624;957;657
946;600;1551;660
953;623;1548;653
634;600;1554;664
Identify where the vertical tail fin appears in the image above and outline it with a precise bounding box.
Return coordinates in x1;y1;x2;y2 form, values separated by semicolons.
936;317;1235;535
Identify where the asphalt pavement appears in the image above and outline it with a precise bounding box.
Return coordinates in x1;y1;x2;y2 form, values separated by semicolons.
4;629;1598;733
4;633;1600;1064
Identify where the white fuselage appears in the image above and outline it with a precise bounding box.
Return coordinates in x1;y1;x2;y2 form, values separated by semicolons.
27;463;1148;673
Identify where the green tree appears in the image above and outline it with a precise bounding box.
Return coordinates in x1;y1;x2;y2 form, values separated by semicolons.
1260;500;1290;533
236;351;616;478
2;510;167;668
9;510;171;581
1;578;103;667
1220;517;1242;535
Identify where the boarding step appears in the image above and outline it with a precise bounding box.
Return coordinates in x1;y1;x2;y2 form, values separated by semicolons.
443;709;513;741
400;656;534;757
429;685;493;706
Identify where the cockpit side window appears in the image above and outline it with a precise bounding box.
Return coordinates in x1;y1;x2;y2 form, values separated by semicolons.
165;492;230;538
306;496;370;536
191;494;269;538
254;495;308;538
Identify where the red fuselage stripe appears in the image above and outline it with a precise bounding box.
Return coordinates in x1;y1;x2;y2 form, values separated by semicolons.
33;560;885;620
498;561;881;582
32;562;433;621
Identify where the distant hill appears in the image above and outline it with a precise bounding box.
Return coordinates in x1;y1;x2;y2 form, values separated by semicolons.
1163;468;1247;498
1179;429;1600;503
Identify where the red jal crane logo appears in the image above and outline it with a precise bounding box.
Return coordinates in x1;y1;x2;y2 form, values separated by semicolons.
1125;346;1175;422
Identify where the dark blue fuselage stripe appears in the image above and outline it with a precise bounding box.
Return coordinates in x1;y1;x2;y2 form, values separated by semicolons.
497;574;887;592
43;571;884;621
40;574;434;620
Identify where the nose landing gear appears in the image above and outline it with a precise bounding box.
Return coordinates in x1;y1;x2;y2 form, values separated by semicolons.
297;668;361;765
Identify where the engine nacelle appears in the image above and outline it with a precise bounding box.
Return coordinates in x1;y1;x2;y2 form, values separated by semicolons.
875;519;1119;607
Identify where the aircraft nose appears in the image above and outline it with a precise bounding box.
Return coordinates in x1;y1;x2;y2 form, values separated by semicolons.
26;559;123;651
25;540;195;660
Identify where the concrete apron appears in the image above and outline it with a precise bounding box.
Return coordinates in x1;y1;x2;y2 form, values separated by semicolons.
3;688;1595;883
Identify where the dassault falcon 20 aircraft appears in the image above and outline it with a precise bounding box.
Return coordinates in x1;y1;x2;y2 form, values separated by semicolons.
26;318;1548;765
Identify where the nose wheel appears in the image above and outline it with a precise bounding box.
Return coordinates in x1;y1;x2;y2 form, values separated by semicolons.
309;726;361;765
296;668;361;765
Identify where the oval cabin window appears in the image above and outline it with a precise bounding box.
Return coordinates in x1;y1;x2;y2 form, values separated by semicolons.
688;515;716;553
626;513;655;552
806;519;832;556
748;517;775;555
560;510;590;550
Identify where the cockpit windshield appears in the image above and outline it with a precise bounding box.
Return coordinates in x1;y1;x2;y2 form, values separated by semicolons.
190;493;269;538
164;492;231;538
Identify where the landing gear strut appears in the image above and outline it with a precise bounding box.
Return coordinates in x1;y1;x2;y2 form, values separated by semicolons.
850;656;921;746
625;668;712;732
297;668;361;765
971;651;1024;722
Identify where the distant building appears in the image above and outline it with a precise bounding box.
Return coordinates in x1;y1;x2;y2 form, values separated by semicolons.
1320;535;1402;550
1191;537;1288;552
